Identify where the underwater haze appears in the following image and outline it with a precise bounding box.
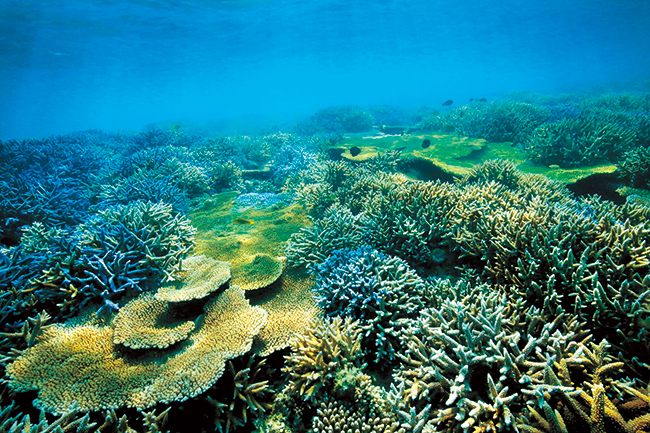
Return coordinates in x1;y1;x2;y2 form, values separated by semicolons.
1;0;650;138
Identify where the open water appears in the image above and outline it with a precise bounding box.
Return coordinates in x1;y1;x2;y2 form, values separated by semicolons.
1;0;650;138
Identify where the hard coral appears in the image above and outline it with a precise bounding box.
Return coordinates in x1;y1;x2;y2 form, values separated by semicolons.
282;317;364;401
6;286;267;413
231;253;283;292
155;254;230;302
248;267;323;357
315;246;426;364
112;292;195;349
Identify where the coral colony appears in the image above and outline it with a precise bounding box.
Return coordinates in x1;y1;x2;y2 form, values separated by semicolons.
1;97;650;432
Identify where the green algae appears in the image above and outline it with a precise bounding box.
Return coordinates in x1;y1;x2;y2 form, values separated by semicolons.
189;192;311;272
336;132;618;183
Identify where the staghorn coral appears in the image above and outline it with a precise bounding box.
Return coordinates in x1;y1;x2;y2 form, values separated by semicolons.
204;355;276;433
618;146;650;189
285;204;364;271
5;285;267;413
96;175;190;215
0;401;97;433
155;254;230;302
514;340;650;433
524;117;636;168
311;389;406;433
456;159;573;205
112;292;195;349
24;201;197;315
392;280;604;433
314;246;426;364
282;316;364;401
248;267;323;357
231;253;283;292
359;179;458;268
451;186;650;358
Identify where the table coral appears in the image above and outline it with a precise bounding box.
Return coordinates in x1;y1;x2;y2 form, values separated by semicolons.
248;267;323;357
5;286;267;414
112;292;195;349
155;254;231;302
231;253;283;292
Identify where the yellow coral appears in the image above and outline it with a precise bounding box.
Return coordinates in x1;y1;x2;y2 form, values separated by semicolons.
231;253;284;291
6;286;267;414
248;268;323;356
113;292;195;349
155;255;231;302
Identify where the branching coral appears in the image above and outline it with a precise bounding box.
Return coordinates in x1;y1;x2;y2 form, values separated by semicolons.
314;246;426;364
417;101;550;144
285;204;364;271
524;117;636;168
204;355;276;433
282;317;364;401
618;146;650;189
0;401;97;432
391;279;621;433
359;180;458;268
451;188;650;357
21;201;197;316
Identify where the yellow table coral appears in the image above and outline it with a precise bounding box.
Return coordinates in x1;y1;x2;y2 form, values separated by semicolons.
6;286;267;414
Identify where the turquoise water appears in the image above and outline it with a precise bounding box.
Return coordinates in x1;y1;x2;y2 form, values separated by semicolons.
1;0;650;138
2;3;650;432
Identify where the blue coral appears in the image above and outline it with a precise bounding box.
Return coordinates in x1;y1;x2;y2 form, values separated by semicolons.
315;246;425;364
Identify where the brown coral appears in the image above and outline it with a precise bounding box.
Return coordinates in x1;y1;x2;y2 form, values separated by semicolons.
282;316;363;401
230;253;284;291
155;255;230;302
5;286;267;414
112;292;195;349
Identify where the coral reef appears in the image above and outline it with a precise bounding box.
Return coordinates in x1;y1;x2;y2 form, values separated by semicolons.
5;286;267;413
314;246;426;364
112;292;195;349
231;254;283;292
155;254;230;302
4;93;650;432
248;267;322;357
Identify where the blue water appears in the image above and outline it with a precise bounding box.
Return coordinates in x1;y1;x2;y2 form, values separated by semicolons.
1;0;649;139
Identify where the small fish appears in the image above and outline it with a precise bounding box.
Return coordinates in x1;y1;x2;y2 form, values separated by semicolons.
442;100;453;106
479;98;487;102
233;217;254;225
350;146;361;157
171;124;181;132
469;98;474;102
422;139;431;149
